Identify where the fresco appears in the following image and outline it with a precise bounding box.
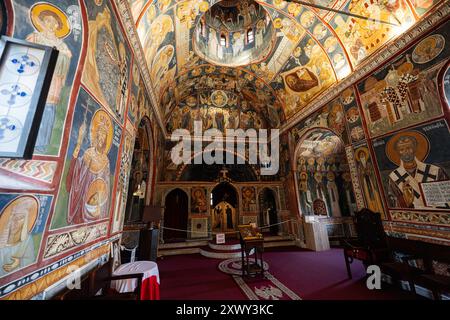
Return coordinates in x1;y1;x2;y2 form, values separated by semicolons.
372;119;450;210
0;194;52;278
410;0;441;16
353;144;385;215
128;0;448;126
12;0;82;156
357;22;450;138
191;187;208;214
330;0;415;66
165;64;284;133
52;88;122;229
341;88;365;145
444;65;450;107
290;92;351;146
128;61;141;124
273;33;336;119
295;129;356;217
82;0;131;123
129;0;147;21
193;0;276;66
242;186;256;212
111;131;135;234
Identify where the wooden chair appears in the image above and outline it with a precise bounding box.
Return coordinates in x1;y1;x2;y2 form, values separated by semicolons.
342;209;389;278
88;259;144;300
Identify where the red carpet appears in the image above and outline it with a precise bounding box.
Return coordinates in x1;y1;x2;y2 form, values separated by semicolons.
156;248;421;300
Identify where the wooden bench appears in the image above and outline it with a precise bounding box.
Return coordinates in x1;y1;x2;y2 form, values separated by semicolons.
380;237;450;299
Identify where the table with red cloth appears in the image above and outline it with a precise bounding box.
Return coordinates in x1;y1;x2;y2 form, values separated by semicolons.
111;261;160;300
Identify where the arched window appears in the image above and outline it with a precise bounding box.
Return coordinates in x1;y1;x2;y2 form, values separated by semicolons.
220;34;227;46
247;28;254;43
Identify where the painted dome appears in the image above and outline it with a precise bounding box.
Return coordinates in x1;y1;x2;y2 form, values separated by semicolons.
193;0;275;67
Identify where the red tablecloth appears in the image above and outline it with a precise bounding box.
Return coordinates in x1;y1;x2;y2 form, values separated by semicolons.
111;261;160;300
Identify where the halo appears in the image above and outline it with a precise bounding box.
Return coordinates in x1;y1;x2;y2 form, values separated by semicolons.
211;90;228;107
233;32;241;40
257;20;265;29
199;1;209;13
385;131;430;166
30;3;71;39
90;109;114;154
327;171;335;181
412;34;445;64
354;146;369;162
273;18;282;29
0;195;39;237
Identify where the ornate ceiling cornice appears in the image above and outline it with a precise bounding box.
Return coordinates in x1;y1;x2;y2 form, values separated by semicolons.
114;0;168;137
280;0;450;135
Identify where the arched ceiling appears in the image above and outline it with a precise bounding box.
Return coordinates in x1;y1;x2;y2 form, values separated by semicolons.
128;0;441;133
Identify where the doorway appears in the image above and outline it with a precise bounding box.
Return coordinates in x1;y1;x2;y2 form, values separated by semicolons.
163;189;189;242
259;188;278;235
295;128;356;217
124;119;152;223
211;183;238;233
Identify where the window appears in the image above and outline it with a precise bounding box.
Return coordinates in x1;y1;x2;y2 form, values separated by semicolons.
220;34;227;46
247;28;254;43
210;192;213;206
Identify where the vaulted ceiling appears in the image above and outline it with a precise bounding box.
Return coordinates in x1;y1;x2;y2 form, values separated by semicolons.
128;0;440;133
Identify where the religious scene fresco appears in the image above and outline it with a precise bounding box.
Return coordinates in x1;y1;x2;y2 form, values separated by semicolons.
295;129;356;217
290;88;357;146
290;87;385;217
82;0;131;124
165;65;284;133
357;22;450;138
0;194;52;278
10;0;82;156
131;0;443;125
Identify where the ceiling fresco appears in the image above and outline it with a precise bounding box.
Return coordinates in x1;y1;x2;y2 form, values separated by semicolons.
128;0;442;131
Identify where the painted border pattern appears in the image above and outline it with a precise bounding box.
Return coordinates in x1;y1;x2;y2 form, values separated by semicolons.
43;222;109;259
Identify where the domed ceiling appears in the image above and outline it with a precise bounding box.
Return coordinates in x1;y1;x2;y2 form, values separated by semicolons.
128;0;441;133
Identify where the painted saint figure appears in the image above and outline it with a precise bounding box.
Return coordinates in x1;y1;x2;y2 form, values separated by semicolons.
0;197;37;277
255;20;265;49
27;4;73;153
66;110;113;225
387;133;449;208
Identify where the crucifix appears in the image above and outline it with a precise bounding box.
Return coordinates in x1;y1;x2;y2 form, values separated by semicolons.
220;167;229;180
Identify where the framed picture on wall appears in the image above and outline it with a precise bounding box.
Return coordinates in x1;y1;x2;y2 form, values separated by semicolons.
0;36;58;159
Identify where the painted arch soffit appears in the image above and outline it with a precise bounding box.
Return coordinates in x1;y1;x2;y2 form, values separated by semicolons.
128;0;443;132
